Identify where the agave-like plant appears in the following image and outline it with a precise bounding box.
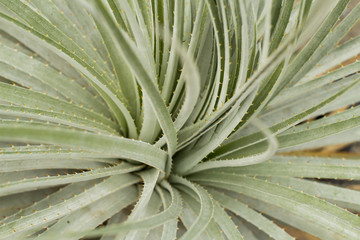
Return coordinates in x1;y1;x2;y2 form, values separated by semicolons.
0;0;360;239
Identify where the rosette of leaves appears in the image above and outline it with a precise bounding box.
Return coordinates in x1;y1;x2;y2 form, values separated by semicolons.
0;0;360;239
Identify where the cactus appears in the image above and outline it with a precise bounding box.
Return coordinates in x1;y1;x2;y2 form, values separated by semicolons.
0;0;360;239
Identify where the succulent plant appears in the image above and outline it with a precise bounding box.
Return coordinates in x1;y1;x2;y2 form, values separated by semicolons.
0;0;360;239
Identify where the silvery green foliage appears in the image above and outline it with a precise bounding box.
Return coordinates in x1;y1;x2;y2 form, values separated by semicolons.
0;0;360;239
